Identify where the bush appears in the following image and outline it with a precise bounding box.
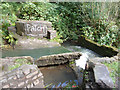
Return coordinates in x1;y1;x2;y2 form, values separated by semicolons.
1;2;18;45
1;2;119;48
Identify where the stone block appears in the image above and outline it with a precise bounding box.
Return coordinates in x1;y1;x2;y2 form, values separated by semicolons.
18;82;25;87
47;30;57;39
23;69;30;75
33;79;39;86
31;83;34;88
26;71;38;79
27;84;31;88
93;63;114;88
16;73;24;79
3;84;9;88
13;75;17;80
0;78;7;84
32;75;38;80
37;73;42;78
15;20;53;38
8;75;15;81
35;52;81;66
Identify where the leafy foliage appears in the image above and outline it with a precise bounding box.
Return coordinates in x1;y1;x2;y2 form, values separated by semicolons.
102;61;119;84
1;2;19;45
1;2;119;48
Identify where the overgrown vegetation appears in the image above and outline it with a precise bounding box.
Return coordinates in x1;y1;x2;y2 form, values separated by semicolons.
102;61;120;84
1;2;119;48
8;58;32;70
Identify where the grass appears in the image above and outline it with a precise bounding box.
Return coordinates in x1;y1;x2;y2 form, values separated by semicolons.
102;61;120;84
8;58;32;71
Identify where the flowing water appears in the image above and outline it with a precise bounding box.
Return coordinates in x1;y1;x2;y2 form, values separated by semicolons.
2;45;100;87
63;45;101;70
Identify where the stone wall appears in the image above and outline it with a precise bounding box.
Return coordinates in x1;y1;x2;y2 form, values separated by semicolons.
0;64;44;89
76;36;118;57
35;52;81;67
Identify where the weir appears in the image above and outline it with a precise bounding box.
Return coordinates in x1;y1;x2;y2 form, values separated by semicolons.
1;20;118;89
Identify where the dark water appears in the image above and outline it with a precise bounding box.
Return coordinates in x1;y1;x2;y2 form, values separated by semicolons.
40;64;77;88
2;46;71;60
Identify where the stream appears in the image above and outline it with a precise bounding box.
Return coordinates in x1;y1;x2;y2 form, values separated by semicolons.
2;45;101;88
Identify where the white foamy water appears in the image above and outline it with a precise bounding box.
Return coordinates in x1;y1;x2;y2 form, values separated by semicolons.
66;46;100;58
75;53;89;69
64;46;101;69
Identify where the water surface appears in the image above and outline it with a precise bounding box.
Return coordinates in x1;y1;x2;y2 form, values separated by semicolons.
2;46;71;60
40;64;77;88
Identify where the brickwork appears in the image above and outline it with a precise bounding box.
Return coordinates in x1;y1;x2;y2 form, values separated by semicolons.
0;64;44;89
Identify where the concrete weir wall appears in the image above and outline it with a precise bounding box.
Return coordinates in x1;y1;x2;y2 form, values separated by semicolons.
77;36;118;57
35;52;81;67
0;64;44;89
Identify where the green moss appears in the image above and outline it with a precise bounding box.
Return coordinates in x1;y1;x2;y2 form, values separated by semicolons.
8;58;32;71
84;37;101;47
69;61;75;65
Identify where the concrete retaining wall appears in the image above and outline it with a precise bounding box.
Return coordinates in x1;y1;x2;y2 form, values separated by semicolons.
77;36;118;57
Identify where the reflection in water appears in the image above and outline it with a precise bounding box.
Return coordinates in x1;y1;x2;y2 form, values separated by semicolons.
39;64;77;88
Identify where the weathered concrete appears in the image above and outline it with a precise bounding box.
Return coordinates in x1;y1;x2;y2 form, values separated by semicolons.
8;20;57;40
0;56;34;72
93;63;114;88
89;55;118;63
15;20;50;37
35;52;81;67
47;30;57;39
64;36;118;57
15;37;60;49
77;36;118;57
0;64;44;88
